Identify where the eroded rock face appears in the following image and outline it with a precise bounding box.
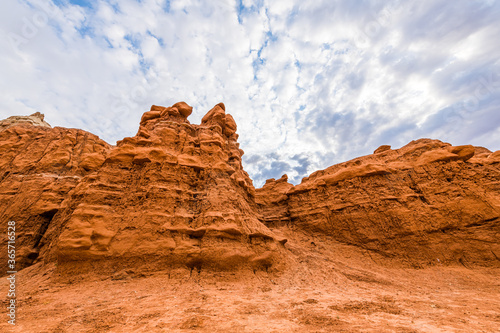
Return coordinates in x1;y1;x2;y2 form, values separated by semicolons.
0;123;111;268
0;103;286;274
1;107;499;274
0;112;51;131
256;138;500;267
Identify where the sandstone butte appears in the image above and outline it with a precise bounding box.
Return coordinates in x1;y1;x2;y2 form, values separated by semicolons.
0;102;499;332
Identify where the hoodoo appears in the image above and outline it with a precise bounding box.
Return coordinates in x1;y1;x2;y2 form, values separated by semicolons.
0;102;287;274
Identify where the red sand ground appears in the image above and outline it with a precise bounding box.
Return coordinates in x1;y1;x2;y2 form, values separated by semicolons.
2;228;499;332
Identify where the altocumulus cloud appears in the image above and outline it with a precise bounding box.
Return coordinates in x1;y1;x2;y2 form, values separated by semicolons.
1;0;499;186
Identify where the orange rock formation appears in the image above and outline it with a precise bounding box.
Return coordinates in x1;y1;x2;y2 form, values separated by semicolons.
0;102;286;275
1;102;499;277
256;140;500;267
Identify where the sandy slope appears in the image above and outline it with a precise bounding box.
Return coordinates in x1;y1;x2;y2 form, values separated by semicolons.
2;228;499;333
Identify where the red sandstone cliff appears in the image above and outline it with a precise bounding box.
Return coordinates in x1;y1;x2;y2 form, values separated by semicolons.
0;102;286;275
256;140;500;268
1;103;499;276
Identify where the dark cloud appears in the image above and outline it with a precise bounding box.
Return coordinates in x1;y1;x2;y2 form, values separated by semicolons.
375;122;418;149
243;154;262;164
291;153;311;178
345;71;366;90
419;106;464;134
248;154;292;187
245;151;315;187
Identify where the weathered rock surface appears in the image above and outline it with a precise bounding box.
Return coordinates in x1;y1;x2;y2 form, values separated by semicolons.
1;105;499;276
0;103;285;274
256;138;500;267
0;112;51;131
0;119;111;269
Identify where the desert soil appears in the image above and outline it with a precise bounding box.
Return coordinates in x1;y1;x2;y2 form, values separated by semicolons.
1;228;499;333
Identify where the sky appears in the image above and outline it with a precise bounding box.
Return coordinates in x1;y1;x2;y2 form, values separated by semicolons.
1;0;499;187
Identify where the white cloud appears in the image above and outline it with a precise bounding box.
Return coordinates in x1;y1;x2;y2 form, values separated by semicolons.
0;0;499;186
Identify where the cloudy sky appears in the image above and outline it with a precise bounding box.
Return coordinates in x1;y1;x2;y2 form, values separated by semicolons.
1;0;499;186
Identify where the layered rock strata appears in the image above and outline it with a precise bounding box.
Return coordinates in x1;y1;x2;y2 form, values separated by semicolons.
1;104;499;274
256;140;500;267
0;103;286;273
